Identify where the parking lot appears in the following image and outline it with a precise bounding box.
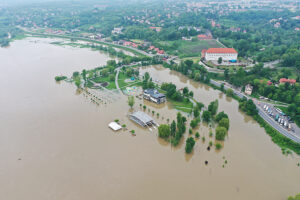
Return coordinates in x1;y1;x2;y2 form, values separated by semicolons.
258;102;295;133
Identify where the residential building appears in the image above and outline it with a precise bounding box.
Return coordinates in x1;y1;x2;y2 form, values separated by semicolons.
279;78;296;85
245;84;253;95
143;89;166;104
197;34;212;40
202;48;238;61
112;27;123;34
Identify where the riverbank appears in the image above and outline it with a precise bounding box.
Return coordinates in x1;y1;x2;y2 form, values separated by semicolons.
23;30;151;57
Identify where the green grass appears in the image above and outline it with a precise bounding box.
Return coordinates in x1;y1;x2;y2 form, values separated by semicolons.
275;106;288;114
168;98;194;113
91;75;116;90
158;39;223;58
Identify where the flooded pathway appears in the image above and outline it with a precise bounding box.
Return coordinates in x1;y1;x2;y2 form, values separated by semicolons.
0;38;299;200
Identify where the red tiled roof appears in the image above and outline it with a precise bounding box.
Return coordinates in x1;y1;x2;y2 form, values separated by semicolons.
279;78;296;84
206;48;238;54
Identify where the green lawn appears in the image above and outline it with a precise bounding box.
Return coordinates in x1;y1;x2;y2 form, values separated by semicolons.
158;39;224;58
92;75;116;90
168;98;194;113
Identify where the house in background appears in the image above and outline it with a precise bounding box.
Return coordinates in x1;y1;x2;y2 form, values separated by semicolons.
143;89;166;104
245;84;253;95
279;78;296;85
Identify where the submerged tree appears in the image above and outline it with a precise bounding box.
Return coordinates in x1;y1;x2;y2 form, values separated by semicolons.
128;96;135;109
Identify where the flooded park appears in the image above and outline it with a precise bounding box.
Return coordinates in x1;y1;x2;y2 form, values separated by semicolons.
0;37;299;200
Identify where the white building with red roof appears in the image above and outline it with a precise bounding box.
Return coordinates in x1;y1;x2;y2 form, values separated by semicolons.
202;48;238;61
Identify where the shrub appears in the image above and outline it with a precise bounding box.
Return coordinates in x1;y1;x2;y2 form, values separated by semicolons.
55;76;67;81
185;137;195;153
158;124;171;139
215;143;222;150
195;132;200;138
216;126;227;141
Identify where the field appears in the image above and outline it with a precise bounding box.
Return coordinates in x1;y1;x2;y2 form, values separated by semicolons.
158;39;224;58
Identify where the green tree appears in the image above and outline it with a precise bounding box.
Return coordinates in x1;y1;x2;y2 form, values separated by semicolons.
226;88;234;97
287;194;300;200
171;120;176;136
202;111;211;122
74;76;81;89
82;69;87;82
185;137;195;153
215;143;223;150
144;72;150;81
193;108;200;118
218;57;223;64
73;71;80;78
128;96;135;108
216;126;227;141
109;74;115;81
219;118;230;130
158;124;171;139
183;87;189;96
216;111;229;122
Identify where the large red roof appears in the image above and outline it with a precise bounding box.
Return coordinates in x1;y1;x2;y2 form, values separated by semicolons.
206;48;237;54
279;78;296;84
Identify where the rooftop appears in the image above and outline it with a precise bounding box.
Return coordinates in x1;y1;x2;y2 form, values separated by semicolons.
129;111;156;127
206;48;238;54
144;89;165;98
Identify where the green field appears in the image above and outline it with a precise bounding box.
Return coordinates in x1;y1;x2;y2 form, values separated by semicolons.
158;39;224;58
92;76;116;90
167;98;194;113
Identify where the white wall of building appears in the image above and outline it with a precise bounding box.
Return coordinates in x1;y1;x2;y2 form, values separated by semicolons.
205;53;237;61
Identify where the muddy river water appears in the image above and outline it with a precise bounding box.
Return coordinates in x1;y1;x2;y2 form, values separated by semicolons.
0;38;299;200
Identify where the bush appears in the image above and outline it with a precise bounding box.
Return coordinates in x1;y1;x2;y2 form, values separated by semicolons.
215;143;223;150
195;132;200;138
216;126;227;141
226;88;234;97
158;124;171;139
185;137;195;153
109;74;115;81
55;76;67;81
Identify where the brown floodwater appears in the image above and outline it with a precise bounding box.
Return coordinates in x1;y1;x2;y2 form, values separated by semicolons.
0;38;299;200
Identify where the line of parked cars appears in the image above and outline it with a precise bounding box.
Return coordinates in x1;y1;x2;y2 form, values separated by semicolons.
263;104;294;132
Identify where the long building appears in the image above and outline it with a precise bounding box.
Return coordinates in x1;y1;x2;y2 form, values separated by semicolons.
202;48;238;61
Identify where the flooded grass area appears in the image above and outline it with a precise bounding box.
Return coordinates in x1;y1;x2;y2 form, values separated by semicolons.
0;38;300;200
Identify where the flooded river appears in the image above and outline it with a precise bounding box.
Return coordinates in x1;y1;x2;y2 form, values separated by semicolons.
0;38;299;200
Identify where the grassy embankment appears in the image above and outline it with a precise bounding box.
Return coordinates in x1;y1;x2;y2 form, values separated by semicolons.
26;31;146;57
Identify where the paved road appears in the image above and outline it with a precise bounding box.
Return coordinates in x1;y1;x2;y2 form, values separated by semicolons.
199;61;224;74
256;103;300;143
209;79;300;143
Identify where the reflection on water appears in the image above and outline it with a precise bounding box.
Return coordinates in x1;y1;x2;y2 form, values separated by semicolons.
0;38;300;200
